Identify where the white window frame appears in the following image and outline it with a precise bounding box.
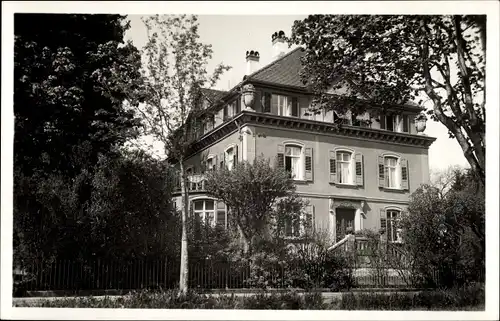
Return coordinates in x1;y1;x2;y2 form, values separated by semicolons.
385;208;402;243
224;144;237;171
384;155;401;189
283;141;304;181
277;94;290;117
335;149;355;185
384;114;408;133
206;154;216;171
192;198;216;227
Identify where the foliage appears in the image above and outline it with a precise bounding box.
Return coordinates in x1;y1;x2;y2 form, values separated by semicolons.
242;229;354;291
15;285;484;310
340;283;484;310
14;150;177;269
401;168;485;288
205;157;299;252
14;289;326;309
14;14;142;178
289;15;485;185
97;14;232;293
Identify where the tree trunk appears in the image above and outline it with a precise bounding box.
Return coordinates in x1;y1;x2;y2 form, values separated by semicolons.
178;160;189;295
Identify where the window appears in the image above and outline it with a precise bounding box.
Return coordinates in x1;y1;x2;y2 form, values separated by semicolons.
272;94;298;117
329;149;363;186
206;157;214;171
285;145;302;179
382;114;409;133
378;155;409;190
203;115;214;134
284;204;314;237
193;199;216;226
385;157;399;188
386;115;395;131
278;144;313;181
192;199;226;228
386;210;401;243
337;151;353;184
225;147;235;171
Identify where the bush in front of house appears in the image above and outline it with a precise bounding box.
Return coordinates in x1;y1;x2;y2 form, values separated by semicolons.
340;283;485;310
14;285;484;310
15;289;326;309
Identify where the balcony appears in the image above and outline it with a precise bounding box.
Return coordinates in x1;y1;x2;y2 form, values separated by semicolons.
174;174;207;193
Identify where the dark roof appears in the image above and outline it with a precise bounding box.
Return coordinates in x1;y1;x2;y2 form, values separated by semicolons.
245;47;306;88
200;88;228;104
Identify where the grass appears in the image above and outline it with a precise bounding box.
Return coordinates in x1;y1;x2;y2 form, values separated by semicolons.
14;284;484;310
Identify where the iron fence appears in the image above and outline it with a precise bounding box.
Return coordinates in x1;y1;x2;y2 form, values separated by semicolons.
14;257;480;295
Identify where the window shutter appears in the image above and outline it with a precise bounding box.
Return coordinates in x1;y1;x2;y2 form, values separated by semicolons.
223;105;228;121
380;208;387;233
355;153;363;186
219;152;224;169
291;97;299;117
213;155;218;171
277;144;285;169
304;147;313;181
403;115;409;133
378;155;386;187
271;94;279;115
216;201;226;228
379;115;386;130
401;158;409;190
329;150;337;183
233;145;238;165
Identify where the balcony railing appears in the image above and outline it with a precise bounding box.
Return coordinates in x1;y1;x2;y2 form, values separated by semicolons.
174;174;207;193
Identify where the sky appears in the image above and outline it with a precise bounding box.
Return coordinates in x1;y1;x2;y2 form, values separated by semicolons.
124;14;470;172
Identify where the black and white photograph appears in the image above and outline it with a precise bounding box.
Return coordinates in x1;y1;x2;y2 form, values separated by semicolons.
2;1;498;320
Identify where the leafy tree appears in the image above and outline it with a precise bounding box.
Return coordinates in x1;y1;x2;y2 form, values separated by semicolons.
13;14;147;283
400;168;485;287
88;149;178;260
14;14;142;178
205;157;303;253
13;149;178;269
96;15;231;294
289;15;485;186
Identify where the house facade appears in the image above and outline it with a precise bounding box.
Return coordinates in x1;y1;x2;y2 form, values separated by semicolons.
172;31;436;244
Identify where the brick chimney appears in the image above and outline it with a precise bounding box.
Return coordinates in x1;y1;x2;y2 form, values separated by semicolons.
272;30;287;61
245;50;260;75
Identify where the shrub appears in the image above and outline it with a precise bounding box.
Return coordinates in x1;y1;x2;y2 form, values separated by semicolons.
14;285;484;310
339;283;485;310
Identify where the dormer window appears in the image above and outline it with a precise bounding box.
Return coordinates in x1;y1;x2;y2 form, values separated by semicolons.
203;115;215;134
223;100;240;121
381;114;410;133
271;94;298;117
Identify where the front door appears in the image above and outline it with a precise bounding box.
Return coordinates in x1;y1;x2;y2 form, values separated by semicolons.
335;208;355;242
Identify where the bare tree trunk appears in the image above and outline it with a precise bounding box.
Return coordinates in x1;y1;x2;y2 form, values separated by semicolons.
179;160;188;295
